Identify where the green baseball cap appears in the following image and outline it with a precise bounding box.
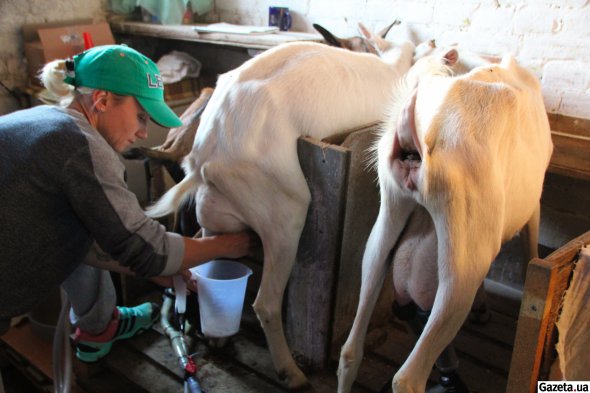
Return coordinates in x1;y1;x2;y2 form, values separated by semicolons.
64;45;183;128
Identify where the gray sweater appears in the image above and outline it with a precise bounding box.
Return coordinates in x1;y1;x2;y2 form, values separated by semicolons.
0;105;183;319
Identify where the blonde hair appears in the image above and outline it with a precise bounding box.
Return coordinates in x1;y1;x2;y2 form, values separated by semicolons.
39;60;128;108
39;59;94;106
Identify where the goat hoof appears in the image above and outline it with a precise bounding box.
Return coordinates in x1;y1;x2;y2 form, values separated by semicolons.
277;368;308;390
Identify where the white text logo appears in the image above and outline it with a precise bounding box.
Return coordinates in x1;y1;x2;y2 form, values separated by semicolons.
538;382;590;392
147;73;163;89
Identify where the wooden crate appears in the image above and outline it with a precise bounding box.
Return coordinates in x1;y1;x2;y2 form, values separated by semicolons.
507;230;590;392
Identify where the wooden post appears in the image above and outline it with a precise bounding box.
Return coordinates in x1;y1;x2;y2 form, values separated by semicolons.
285;137;351;370
330;127;391;358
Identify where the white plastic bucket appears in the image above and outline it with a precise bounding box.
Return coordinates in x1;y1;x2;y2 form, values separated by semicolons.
191;259;252;338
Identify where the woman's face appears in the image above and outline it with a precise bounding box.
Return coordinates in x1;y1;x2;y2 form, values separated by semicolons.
97;93;149;152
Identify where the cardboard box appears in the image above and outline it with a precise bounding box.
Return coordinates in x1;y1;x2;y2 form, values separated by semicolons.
23;20;115;86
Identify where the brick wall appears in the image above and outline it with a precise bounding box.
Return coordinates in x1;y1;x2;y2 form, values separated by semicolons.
214;0;590;120
1;1;588;119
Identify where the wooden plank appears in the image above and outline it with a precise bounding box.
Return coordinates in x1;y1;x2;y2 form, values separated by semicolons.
507;231;590;393
454;329;512;374
539;172;590;249
462;307;518;348
548;113;590;138
546;113;590;181
76;368;148;393
104;344;185;392
548;132;590;181
224;332;369;393
506;258;555;393
121;328;285;393
129;326;362;393
483;278;523;320
331;127;390;358
0;321;54;380
285;137;351;370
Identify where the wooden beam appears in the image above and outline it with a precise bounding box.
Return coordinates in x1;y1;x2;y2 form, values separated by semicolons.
547;113;590;181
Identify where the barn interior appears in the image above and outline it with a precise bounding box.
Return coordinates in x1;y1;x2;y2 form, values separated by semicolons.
0;1;589;393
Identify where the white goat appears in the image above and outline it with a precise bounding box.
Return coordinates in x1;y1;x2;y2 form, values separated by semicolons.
337;49;553;393
148;30;416;388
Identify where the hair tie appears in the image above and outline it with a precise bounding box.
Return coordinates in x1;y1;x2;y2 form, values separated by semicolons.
65;59;75;83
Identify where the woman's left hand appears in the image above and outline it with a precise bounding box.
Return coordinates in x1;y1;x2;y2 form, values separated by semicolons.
150;269;197;293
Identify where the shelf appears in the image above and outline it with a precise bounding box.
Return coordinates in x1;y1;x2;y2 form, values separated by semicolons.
110;21;322;50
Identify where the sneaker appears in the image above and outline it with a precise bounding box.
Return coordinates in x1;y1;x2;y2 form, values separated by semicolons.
73;302;160;362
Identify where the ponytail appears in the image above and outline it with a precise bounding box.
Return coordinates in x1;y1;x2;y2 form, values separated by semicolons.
39;60;75;104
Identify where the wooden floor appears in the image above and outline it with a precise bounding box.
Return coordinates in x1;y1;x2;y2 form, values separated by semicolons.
1;281;519;393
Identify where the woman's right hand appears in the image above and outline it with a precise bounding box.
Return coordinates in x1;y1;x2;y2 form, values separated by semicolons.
220;231;261;259
181;230;262;271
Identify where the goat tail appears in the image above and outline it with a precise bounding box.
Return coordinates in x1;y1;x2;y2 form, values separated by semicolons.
145;174;197;218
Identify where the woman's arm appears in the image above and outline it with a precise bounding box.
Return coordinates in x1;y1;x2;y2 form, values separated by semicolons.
179;232;257;271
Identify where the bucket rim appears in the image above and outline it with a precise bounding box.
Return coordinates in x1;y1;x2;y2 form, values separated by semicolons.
192;259;253;282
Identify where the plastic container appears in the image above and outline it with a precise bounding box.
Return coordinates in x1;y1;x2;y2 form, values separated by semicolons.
191;260;252;338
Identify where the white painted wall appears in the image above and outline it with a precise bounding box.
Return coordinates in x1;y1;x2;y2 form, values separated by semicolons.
214;0;590;120
1;1;588;119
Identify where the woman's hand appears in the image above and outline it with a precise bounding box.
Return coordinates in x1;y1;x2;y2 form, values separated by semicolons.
150;269;197;293
181;230;261;271
221;230;261;259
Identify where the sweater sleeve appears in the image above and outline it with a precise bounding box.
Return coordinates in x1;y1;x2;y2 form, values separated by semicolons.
59;143;184;277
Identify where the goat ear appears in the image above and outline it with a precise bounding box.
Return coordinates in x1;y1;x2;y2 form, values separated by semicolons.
428;39;436;49
358;22;372;39
364;39;381;56
313;23;343;48
377;20;400;39
443;48;459;66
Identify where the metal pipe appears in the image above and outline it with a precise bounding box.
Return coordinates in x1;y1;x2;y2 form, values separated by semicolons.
161;290;203;393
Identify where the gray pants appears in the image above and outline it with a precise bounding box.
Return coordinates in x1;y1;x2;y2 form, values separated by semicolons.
61;264;117;335
1;243;119;336
0;266;115;336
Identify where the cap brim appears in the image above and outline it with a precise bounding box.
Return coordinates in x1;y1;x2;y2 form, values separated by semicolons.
136;96;183;128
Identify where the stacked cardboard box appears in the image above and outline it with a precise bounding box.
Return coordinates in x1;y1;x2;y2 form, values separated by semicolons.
23;20;115;87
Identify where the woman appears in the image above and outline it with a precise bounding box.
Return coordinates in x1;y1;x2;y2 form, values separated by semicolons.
0;45;255;362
